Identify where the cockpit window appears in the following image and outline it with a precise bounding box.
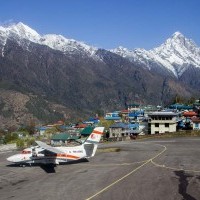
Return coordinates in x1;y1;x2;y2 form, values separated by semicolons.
22;150;31;154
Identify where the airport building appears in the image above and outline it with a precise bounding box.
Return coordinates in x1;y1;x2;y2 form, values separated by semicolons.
148;112;177;134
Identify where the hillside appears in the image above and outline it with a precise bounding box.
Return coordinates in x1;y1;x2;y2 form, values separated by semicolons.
0;23;200;128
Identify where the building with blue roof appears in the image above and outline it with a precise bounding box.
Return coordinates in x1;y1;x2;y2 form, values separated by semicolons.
104;111;121;120
109;122;142;138
169;104;193;110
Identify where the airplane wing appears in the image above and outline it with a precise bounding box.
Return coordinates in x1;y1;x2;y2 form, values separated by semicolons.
35;141;64;154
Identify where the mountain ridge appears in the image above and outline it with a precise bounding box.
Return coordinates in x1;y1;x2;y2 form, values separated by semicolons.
0;22;200;128
111;31;200;78
1;22;200;78
0;22;99;60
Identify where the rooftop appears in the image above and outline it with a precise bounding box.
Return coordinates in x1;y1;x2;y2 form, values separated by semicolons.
149;111;177;116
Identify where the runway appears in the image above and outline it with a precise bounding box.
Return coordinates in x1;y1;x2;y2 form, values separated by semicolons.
0;137;200;200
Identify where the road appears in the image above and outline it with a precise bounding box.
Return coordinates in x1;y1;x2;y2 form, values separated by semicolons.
0;137;200;200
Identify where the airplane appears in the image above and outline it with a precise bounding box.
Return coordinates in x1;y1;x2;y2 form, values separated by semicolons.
7;127;104;166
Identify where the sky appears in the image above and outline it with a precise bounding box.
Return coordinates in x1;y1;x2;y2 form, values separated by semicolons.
0;0;200;50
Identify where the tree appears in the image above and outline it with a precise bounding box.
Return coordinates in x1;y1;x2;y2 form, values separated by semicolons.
187;97;196;105
4;133;19;144
26;118;36;135
45;127;59;135
94;109;104;117
174;95;184;104
98;117;115;130
16;139;25;149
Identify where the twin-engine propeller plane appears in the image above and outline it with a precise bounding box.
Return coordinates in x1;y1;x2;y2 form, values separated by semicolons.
7;127;104;167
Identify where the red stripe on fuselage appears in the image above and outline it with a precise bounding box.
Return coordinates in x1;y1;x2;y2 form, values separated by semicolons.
92;130;103;135
44;154;80;160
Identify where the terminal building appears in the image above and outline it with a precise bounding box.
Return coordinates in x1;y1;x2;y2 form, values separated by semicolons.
148;112;177;134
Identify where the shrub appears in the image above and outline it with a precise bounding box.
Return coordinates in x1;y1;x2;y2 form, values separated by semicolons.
16;139;25;149
26;138;35;147
16;138;36;149
4;132;19;144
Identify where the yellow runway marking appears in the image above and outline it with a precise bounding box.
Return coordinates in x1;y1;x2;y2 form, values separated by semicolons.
85;144;166;200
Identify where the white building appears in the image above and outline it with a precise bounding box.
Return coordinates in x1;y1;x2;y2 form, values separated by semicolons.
192;118;200;130
148;112;177;134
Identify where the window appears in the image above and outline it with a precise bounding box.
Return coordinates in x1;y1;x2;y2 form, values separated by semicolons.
155;123;159;127
165;123;169;127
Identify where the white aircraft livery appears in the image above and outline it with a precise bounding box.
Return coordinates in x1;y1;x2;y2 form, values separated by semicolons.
7;127;104;165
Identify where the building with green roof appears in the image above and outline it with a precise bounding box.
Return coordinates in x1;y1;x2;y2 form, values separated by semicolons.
80;126;94;136
51;132;80;146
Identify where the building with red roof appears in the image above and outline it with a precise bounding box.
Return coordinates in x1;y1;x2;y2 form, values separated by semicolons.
183;111;197;117
191;117;200;130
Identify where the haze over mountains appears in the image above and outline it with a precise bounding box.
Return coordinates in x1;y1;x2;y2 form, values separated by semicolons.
0;22;200;128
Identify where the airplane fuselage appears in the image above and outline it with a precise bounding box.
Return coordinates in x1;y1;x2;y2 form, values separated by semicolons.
7;145;88;165
7;127;104;166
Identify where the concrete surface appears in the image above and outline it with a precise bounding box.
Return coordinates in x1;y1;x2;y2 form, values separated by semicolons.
0;137;200;200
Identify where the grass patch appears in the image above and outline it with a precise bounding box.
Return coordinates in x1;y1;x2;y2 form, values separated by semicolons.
137;130;200;140
97;147;121;153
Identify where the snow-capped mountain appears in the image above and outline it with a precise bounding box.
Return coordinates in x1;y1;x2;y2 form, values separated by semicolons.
1;22;200;78
0;22;98;59
0;22;40;46
111;32;200;78
1;22;200;127
41;34;97;56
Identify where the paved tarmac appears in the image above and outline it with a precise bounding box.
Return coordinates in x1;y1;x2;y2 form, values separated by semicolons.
0;137;200;200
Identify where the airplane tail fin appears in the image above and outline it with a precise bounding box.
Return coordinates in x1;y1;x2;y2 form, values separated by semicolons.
84;127;104;144
83;127;104;157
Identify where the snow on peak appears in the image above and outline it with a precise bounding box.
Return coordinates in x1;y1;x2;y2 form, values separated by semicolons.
10;22;39;36
172;31;184;38
111;46;132;56
152;32;200;76
1;22;200;76
3;22;41;43
112;32;200;78
41;33;97;56
41;34;73;52
0;22;98;59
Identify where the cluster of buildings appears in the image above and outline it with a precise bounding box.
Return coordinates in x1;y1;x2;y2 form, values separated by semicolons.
104;101;200;139
36;118;100;146
35;101;200;144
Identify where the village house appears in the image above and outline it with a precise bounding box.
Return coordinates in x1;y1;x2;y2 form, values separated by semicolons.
104;111;121;120
191;117;200;130
109;122;129;138
127;104;140;112
51;132;80;146
108;122;143;139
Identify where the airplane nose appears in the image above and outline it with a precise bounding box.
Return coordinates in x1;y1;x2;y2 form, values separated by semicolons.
7;156;13;162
